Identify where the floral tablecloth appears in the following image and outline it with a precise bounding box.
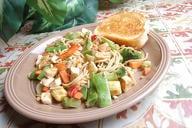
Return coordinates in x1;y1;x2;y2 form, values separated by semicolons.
0;0;192;127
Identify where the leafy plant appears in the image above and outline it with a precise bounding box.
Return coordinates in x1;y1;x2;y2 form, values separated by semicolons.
0;0;123;42
0;0;26;41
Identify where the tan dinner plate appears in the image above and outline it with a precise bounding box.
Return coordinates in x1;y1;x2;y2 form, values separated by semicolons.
4;23;170;124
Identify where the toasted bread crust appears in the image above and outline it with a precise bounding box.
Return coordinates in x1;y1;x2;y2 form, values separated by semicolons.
94;11;147;48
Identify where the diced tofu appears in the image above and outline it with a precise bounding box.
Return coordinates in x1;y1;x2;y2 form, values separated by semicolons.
44;67;58;78
120;76;134;92
88;61;98;73
41;92;52;105
70;67;80;79
108;81;122;96
51;55;59;63
36;55;43;65
54;77;62;86
40;77;54;87
51;86;67;102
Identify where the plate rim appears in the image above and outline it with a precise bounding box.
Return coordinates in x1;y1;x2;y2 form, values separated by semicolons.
4;23;170;124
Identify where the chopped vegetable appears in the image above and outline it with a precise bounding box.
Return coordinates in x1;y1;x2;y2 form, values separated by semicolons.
28;70;36;80
128;61;143;69
81;86;88;100
55;63;66;71
86;91;98;107
59;44;80;60
91;73;112;107
51;86;67;102
116;67;126;77
45;41;66;53
120;48;143;62
68;85;80;97
64;32;81;40
59;70;70;84
74;92;83;100
105;67;126;81
86;79;98;107
37;70;46;80
62;97;81;108
83;40;93;55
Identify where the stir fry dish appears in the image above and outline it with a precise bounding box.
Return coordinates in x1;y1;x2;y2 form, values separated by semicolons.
28;29;152;108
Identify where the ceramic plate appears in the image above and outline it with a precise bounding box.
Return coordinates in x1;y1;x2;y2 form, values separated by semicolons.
4;23;170;124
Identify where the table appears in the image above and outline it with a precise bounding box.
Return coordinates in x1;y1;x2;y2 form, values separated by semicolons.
0;0;192;127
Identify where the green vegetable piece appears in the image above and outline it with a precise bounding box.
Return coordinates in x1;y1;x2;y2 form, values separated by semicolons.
83;40;93;55
81;86;88;100
46;41;66;53
62;97;81;108
92;73;112;107
83;50;92;55
120;48;143;62
37;70;45;80
85;78;98;107
116;67;126;77
64;32;81;40
100;37;119;50
105;67;126;81
86;91;98;107
45;46;56;53
28;70;36;80
105;72;118;81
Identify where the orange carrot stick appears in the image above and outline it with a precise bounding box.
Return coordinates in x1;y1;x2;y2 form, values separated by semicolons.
74;92;83;99
59;70;70;84
128;61;142;69
59;44;79;60
55;63;66;71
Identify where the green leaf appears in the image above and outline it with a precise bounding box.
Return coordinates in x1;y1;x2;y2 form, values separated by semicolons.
0;0;26;41
26;0;67;25
30;0;98;33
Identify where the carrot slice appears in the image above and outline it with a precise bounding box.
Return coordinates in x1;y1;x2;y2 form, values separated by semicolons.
68;85;81;97
59;70;70;84
120;79;126;92
59;44;79;60
35;70;42;76
142;67;151;76
128;61;142;69
74;92;83;100
55;63;66;71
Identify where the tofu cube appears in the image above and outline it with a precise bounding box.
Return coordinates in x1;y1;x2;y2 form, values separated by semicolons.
108;81;122;96
41;92;52;105
120;76;134;92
